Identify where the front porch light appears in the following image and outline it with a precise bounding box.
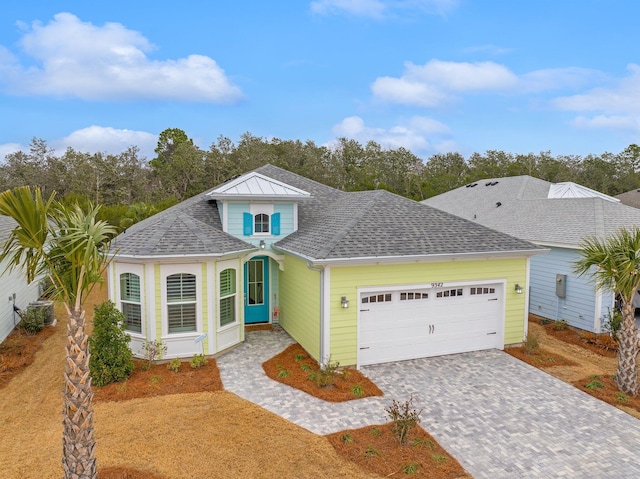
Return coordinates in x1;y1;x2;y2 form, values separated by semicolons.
515;283;523;294
260;240;265;249
341;296;349;309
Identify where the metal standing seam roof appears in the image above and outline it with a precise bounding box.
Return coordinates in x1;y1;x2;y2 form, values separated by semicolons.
422;175;640;247
112;165;543;260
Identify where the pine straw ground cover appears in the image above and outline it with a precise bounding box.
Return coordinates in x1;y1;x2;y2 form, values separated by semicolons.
0;326;56;389
327;424;471;479
262;342;383;401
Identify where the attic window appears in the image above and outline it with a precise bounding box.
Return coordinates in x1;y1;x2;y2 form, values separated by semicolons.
254;213;269;233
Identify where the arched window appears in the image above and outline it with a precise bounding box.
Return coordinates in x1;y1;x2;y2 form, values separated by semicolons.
166;273;197;333
219;269;237;327
120;273;142;333
254;213;269;233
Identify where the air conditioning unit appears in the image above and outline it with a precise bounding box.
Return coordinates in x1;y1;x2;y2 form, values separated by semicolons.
29;300;55;326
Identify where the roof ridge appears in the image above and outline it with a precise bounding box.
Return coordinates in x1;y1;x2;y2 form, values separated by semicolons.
315;190;384;258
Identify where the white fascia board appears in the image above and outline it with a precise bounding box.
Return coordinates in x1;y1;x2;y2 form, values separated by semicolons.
110;248;256;263
273;247;549;267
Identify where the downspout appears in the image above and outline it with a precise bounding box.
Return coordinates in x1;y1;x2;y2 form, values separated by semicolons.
307;262;326;365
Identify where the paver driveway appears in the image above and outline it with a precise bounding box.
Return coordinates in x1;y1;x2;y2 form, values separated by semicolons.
217;328;640;479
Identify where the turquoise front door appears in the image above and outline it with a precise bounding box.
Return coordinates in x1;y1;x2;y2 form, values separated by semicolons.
244;257;269;324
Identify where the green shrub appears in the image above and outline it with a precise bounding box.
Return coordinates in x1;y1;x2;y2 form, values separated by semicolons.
167;358;182;373
603;308;622;341
190;354;208;369
307;358;340;388
553;319;568;331
18;306;46;335
89;301;134;387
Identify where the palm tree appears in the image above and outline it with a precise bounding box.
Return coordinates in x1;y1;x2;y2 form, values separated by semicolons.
574;227;640;396
0;186;116;478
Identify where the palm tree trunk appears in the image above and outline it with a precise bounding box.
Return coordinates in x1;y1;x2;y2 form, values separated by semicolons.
615;301;639;396
61;307;97;479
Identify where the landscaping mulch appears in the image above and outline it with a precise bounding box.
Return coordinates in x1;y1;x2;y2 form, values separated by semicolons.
0;325;56;390
572;374;640;412
327;423;472;479
93;358;223;402
505;346;577;368
531;315;617;358
262;342;383;402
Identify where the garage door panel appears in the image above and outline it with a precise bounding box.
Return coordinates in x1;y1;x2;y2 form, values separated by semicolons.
358;283;503;366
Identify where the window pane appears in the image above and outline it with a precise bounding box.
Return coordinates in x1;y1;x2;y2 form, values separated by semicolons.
220;296;235;327
122;302;141;333
167;274;196;302
121;273;140;302
168;304;196;333
220;269;236;297
254;213;269;233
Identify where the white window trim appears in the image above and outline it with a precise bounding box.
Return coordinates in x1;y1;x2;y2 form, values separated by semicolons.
250;204;274;237
217;259;240;332
160;264;201;337
115;263;145;338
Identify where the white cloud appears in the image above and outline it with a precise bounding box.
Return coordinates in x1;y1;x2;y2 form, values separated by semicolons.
553;64;640;113
572;115;640;133
331;115;452;154
372;60;603;108
310;0;457;18
54;126;158;158
0;12;243;103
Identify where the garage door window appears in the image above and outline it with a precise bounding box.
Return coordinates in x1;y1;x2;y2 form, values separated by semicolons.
400;292;429;301
470;287;495;295
436;288;463;298
362;293;392;304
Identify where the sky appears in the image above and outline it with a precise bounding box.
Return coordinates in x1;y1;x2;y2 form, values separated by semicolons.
0;1;639;162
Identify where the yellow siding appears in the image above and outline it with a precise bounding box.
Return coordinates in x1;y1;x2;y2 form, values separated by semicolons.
279;254;321;360
329;258;528;366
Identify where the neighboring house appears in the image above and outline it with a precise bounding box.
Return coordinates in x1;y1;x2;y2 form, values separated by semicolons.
616;188;640;209
423;176;640;334
0;216;42;343
109;165;543;366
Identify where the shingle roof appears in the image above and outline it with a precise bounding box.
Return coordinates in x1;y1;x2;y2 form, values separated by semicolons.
112;191;255;257
113;165;542;260
616;188;640;209
0;215;17;243
255;165;541;260
423;175;640;247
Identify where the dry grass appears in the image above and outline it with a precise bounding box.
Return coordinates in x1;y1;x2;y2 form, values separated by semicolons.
262;343;383;402
0;317;376;479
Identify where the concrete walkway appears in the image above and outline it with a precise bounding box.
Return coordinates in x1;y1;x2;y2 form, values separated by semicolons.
217;328;640;479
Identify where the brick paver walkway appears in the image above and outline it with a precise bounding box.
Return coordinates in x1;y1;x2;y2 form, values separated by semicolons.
217;328;640;479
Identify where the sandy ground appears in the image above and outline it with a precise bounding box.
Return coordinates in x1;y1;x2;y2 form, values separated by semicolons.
0;317;376;479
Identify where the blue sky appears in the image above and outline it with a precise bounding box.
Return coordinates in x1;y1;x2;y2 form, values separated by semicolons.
0;1;639;162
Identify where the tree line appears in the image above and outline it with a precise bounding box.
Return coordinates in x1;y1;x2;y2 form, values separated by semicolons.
3;129;640;229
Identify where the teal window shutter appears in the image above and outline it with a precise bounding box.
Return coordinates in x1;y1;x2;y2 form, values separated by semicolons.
272;213;281;235
243;212;252;236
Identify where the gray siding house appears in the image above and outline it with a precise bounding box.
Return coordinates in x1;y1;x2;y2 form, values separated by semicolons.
424;176;640;333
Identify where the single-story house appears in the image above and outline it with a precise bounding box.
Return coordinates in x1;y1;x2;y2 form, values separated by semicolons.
423;176;640;334
0;215;43;343
108;165;543;366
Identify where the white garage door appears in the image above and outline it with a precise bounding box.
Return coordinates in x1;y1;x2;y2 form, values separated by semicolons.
358;283;503;366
